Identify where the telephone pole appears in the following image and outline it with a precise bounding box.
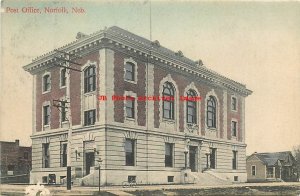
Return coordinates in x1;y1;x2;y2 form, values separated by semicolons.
65;54;72;190
52;50;82;190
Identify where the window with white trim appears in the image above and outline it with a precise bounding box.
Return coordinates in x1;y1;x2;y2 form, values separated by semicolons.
231;121;237;137
207;96;216;128
43;74;51;92
231;96;237;111
186;90;197;124
61;101;67;122
162;82;175;120
125;62;135;81
84;109;96;126
60;142;67;167
43;105;50;126
232;150;238;170
165;143;174;167
84;66;96;93
125;139;135;166
60;68;66;87
125;97;135;119
252;165;256;176
42;143;50;168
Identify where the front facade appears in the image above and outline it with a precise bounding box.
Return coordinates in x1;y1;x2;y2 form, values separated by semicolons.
23;26;252;185
247;151;298;182
0;140;32;183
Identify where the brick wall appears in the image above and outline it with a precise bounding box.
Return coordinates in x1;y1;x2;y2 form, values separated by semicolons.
0;141;31;176
35;51;100;131
113;51;146;126
227;94;242;141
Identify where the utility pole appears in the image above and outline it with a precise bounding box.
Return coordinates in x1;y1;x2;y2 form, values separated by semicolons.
52;50;82;190
65;54;72;190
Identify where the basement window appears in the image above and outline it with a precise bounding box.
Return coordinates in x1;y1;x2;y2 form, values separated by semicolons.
128;176;136;183
168;176;174;183
234;176;238;181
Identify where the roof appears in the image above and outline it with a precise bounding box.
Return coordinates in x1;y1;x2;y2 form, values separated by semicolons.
23;26;252;96
253;151;293;166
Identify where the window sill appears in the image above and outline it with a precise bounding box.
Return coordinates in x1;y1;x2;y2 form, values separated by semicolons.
42;90;51;95
83;91;96;96
60;85;66;89
83;124;96;127
125;80;137;85
206;127;217;131
125;117;135;121
162;119;175;124
231;109;238;112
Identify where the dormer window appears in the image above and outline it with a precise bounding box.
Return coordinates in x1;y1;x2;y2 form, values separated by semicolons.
43;74;51;92
125;62;135;81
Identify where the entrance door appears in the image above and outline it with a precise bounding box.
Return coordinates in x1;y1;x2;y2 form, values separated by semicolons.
85;152;95;175
189;146;197;172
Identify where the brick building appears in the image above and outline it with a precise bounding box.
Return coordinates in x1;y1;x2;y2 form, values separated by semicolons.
0;140;32;183
23;26;252;185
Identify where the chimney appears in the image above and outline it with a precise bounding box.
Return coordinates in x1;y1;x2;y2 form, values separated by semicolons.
15;139;19;146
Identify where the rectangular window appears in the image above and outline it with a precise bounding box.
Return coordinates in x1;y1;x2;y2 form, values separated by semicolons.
168;176;174;182
232;97;237;111
232;121;237;137
60;68;66;87
84;66;96;93
252;165;256;176
7;165;14;175
125;139;135;166
84;109;96;126
210;148;217;169
165;143;173;167
42;143;50;168
125;62;135;81
267;167;274;178
43;75;51;92
24;152;29;159
232;150;237;170
42;176;48;183
128;176;136;183
125;98;135;118
60;143;67;167
234;176;238;181
61;101;67;122
163;101;174;120
43;105;50;126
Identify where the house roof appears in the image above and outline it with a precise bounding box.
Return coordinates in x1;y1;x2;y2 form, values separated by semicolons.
253;151;292;166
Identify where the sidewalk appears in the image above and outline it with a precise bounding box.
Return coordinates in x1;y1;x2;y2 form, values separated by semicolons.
1;182;300;195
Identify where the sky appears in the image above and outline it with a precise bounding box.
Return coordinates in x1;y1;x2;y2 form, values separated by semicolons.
1;0;299;155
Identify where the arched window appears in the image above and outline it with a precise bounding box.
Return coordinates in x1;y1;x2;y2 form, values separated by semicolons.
125;62;135;81
84;66;96;93
207;96;216;128
162;82;175;120
43;74;51;92
187;90;197;124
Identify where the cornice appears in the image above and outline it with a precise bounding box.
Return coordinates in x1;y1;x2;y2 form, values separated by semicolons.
23;26;252;96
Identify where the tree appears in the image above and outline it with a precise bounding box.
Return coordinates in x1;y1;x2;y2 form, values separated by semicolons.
292;145;300;181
